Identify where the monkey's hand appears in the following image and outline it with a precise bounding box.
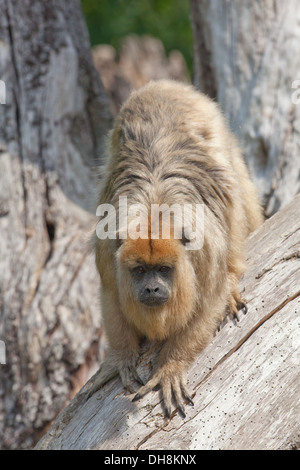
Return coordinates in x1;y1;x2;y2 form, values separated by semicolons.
84;352;144;401
117;356;145;393
132;362;193;418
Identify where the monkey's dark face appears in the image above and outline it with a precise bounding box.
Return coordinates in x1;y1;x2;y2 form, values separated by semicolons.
130;264;174;307
116;237;196;339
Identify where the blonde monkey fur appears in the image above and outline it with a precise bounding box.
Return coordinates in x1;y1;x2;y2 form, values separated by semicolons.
87;80;264;417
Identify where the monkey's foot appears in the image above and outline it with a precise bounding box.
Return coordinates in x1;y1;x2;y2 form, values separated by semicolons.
217;295;248;332
226;291;248;322
132;366;193;418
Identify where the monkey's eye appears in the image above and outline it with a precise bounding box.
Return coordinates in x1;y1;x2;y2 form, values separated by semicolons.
159;266;171;273
133;266;146;275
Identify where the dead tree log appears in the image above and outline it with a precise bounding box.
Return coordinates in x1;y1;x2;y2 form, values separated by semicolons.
35;194;300;451
190;0;300;217
0;0;112;449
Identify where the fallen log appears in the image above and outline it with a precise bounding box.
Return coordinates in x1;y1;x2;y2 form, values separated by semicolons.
35;194;300;450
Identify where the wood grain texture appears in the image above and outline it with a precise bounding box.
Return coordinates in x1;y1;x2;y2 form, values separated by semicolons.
35;194;300;450
0;0;112;449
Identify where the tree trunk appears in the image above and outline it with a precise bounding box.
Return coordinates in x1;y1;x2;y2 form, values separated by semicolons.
190;0;300;217
35;195;300;451
0;0;112;449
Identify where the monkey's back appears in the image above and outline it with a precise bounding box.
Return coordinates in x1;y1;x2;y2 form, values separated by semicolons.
106;79;262;235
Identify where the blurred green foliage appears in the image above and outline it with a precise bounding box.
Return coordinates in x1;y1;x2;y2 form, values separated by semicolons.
80;0;193;75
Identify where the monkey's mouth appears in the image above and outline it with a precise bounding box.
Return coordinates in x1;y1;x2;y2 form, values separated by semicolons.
139;296;169;308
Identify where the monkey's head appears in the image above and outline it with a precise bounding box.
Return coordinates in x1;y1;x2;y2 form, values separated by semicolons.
115;237;197;340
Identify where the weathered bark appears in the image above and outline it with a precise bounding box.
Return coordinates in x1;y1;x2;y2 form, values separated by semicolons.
35;195;300;450
0;0;112;449
190;0;300;217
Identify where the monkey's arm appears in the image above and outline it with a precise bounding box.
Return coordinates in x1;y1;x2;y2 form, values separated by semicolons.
133;315;213;417
84;288;144;400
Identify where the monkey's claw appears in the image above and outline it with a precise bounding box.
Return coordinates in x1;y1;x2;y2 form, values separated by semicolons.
178;404;186;418
239;302;248;315
130;367;145;386
132;367;193;419
132;393;141;402
185;394;194;406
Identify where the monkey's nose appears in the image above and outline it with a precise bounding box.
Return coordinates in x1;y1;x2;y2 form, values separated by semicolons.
140;285;169;307
145;286;159;294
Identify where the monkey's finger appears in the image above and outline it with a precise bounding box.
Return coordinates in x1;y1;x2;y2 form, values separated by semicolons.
161;377;173;418
233;311;240;322
119;367;136;394
179;375;194;406
172;377;186;418
132;374;161;402
129;366;145;386
181;385;194;406
175;375;194;411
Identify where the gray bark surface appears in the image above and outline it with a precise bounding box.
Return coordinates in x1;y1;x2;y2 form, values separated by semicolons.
190;0;300;216
36;195;300;450
0;0;112;449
